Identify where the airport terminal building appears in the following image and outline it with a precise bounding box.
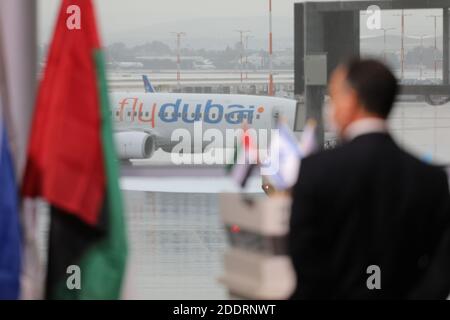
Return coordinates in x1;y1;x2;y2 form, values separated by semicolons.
1;0;450;301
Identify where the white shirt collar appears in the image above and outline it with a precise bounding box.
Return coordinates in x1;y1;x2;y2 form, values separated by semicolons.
344;118;388;141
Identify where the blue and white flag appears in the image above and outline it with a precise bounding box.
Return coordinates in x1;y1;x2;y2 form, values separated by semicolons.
0;101;21;300
299;119;318;158
263;120;317;191
0;4;26;298
0;1;43;299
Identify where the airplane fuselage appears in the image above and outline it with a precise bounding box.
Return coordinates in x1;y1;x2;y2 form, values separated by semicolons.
111;92;297;152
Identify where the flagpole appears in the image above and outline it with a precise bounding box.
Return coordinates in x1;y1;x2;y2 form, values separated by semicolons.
268;0;274;96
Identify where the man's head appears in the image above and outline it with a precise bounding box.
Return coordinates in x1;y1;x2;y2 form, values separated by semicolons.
328;59;398;136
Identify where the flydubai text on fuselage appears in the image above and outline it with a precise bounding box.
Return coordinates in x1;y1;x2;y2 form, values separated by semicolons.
110;92;297;159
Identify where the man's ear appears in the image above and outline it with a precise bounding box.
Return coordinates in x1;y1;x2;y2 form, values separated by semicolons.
345;89;360;112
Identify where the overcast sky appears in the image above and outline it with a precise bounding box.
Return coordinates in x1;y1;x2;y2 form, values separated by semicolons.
38;0;297;47
38;1;442;50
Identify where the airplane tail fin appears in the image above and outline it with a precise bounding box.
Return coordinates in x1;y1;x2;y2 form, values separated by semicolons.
143;75;156;93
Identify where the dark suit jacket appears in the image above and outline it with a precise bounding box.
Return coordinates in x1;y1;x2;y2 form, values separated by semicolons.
289;133;450;299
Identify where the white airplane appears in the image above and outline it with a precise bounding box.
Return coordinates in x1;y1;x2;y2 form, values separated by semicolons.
193;59;216;70
110;92;298;160
110;61;144;69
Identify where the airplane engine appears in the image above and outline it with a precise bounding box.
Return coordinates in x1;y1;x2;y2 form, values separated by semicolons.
114;132;156;160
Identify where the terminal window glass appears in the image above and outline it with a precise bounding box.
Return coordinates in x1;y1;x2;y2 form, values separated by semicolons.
37;0;450;300
37;0;296;300
360;8;449;164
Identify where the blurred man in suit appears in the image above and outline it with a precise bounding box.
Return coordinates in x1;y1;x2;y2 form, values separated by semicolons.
289;59;450;299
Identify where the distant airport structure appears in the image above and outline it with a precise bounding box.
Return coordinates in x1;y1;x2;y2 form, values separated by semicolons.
107;70;295;98
134;56;216;70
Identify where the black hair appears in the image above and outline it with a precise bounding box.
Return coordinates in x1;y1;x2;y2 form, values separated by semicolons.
344;59;398;119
